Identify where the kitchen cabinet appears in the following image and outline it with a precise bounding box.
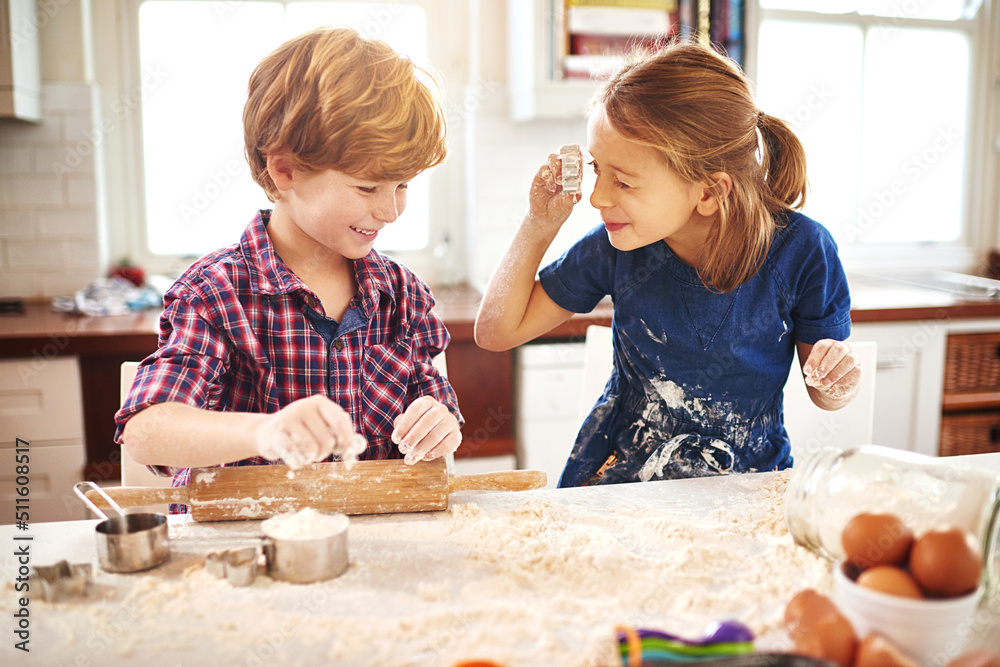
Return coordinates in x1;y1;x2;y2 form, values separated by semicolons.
849;319;1000;458
939;326;1000;457
515;342;586;486
0;356;88;522
848;322;948;456
0;0;41;121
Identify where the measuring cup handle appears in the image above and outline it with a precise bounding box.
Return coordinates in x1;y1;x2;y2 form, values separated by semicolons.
73;481;126;520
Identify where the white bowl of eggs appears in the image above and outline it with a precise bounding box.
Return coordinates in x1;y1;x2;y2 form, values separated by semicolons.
832;513;985;665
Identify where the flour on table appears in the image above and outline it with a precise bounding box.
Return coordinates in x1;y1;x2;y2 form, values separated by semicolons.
1;470;839;667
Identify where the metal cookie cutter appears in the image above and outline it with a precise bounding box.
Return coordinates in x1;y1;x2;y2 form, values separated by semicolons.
559;143;583;196
205;546;259;587
30;560;93;602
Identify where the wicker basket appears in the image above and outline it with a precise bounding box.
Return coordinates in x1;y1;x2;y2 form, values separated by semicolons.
940;411;1000;457
943;332;1000;394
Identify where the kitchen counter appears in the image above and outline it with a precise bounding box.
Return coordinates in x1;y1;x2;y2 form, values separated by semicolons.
2;467;997;666
4;278;1000;481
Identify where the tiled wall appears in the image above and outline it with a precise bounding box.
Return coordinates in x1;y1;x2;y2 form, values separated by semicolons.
467;91;601;290
0;82;102;300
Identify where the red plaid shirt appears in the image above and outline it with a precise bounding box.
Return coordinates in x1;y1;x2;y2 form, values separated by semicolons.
115;210;462;493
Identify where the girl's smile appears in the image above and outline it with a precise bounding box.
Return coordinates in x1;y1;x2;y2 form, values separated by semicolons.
586;107;712;266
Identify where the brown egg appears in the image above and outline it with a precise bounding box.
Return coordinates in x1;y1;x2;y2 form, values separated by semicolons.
855;634;918;667
841;512;914;569
948;649;1000;667
784;589;839;641
910;526;982;598
793;612;857;667
856;565;924;599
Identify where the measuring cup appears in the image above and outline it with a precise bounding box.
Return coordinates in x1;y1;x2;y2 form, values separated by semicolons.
261;511;349;584
74;481;170;573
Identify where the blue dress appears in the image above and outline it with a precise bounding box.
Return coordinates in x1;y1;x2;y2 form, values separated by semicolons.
538;212;851;487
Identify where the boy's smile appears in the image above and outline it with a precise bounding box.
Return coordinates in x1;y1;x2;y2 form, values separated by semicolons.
266;155;410;264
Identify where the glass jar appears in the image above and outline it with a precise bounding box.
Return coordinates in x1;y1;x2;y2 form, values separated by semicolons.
785;445;1000;594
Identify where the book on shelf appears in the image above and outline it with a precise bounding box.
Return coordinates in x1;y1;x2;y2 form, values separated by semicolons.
556;0;744;80
560;1;679;79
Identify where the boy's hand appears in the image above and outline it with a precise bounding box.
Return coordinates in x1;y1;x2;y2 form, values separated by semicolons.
255;395;360;470
526;152;582;228
391;396;462;465
803;339;861;401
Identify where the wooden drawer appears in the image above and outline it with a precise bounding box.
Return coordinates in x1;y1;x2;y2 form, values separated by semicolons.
939;411;1000;457
943;332;1000;395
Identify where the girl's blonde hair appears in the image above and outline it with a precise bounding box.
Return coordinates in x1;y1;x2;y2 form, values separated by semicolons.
244;27;447;201
596;41;807;292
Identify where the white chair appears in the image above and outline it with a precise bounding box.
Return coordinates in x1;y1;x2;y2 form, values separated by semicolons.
579;325;878;458
120;362;174;488
432;352;457;473
579;325;615;422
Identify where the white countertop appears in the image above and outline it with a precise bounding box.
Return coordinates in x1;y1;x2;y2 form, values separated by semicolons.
1;470;997;666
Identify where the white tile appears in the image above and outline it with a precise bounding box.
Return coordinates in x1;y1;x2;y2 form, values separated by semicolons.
0;118;61;144
63;238;101;269
35;144;94;179
61;113;96;144
42;83;94;113
0;146;32;174
0;210;37;238
0;176;63;208
65;177;96;206
41;270;100;298
38;209;97;236
6;238;65;269
0;270;43;299
35;144;94;177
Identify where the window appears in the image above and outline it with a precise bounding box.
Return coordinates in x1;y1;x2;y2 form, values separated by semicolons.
137;1;432;258
754;1;986;266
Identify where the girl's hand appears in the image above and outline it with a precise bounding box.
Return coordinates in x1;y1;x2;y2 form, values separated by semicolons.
527;152;582;227
803;339;861;402
255;395;359;470
391;396;463;465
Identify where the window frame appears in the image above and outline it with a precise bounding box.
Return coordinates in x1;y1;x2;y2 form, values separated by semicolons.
92;0;469;284
746;1;998;273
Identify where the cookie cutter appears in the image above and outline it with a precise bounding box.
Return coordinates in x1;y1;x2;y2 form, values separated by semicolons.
30;560;93;602
205;546;259;587
559;143;583;195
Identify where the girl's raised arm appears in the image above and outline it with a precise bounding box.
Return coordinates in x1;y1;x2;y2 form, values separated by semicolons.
475;153;580;351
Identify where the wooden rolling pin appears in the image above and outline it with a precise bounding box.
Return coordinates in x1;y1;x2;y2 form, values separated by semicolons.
84;459;547;521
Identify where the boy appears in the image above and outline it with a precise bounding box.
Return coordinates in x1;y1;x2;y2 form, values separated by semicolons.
116;28;463;500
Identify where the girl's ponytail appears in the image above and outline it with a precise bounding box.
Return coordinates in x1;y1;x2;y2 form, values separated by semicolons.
758;112;808;211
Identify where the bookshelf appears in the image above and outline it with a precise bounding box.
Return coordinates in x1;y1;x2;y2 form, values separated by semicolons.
507;0;746;121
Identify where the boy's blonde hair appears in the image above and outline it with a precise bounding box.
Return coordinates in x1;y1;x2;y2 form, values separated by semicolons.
596;42;808;293
244;27;447;201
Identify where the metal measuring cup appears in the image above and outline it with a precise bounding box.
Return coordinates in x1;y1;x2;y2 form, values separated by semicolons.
73;481;170;573
260;512;349;584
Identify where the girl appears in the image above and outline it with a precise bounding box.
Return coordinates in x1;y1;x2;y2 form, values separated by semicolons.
475;42;860;487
